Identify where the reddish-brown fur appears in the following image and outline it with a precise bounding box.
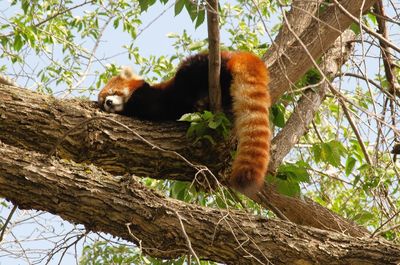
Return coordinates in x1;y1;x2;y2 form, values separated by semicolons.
226;52;270;196
98;76;144;104
98;51;271;197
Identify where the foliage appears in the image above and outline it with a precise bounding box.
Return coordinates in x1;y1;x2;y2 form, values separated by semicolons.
272;161;311;197
80;240;213;265
179;111;231;144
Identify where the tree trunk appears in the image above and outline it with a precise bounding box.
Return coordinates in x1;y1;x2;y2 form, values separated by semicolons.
1;142;399;265
265;0;377;103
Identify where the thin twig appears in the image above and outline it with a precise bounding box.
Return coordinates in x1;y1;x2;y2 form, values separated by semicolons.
338;72;386;95
0;1;93;38
64;16;113;97
373;1;400;96
0;205;17;242
371;209;400;237
332;0;400;53
174;210;201;265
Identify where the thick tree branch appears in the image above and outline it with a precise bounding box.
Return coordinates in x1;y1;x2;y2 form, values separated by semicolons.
0;84;217;182
265;0;378;103
0;83;368;236
266;0;322;55
269;30;356;172
1;142;400;265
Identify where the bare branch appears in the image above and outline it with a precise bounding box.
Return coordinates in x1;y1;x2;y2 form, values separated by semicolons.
0;205;17;242
332;0;400;53
373;1;400;96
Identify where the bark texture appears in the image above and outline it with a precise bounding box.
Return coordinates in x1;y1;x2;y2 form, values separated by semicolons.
0;83;366;237
0;28;368;237
265;0;377;103
1;142;400;265
0;85;220;181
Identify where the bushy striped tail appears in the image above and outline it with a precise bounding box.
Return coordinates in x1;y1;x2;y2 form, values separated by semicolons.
226;52;271;197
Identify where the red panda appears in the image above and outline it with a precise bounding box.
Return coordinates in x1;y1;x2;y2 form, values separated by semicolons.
98;51;271;196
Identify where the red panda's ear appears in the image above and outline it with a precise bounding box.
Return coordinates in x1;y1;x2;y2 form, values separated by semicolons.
120;66;142;80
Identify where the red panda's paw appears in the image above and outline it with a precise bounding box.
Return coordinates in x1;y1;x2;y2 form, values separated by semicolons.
229;168;264;198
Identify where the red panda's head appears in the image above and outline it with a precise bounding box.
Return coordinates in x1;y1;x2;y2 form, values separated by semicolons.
98;66;145;113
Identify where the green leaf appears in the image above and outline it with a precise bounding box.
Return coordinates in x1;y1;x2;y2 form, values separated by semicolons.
278;162;310;183
312;143;322;162
178;112;201;122
138;0;149;11
353;211;375;225
187;41;205;51
202;110;213;119
271;104;285;128
353;174;361;186
175;0;185;16
367;13;377;26
195;9;205;28
21;0;29;13
170;181;190;200
314;140;346;167
277;180;301;197
113;18;120;29
13;34;24;51
345;156;357;176
185;1;198;22
208;119;220;129
269;175;301;197
350;22;361;35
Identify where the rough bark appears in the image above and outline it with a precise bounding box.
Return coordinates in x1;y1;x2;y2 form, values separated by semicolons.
268;29;356;173
1;142;399;265
0;26;368;237
0;83;367;237
265;0;378;103
0;85;211;179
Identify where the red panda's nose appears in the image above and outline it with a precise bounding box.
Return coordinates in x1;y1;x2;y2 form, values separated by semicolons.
106;99;113;107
